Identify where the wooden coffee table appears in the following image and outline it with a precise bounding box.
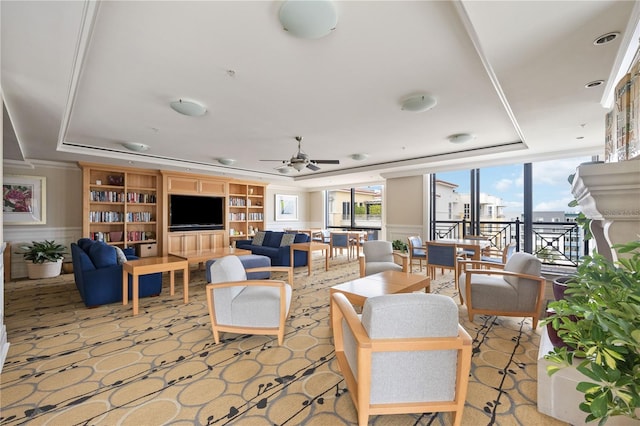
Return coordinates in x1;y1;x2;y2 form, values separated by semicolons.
329;270;430;320
290;241;330;276
169;247;251;281
122;256;189;315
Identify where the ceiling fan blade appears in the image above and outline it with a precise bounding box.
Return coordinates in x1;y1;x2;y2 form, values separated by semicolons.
311;159;340;164
260;159;286;162
306;163;321;171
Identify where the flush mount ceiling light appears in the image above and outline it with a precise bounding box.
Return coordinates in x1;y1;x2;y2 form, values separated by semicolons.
401;94;437;112
279;0;337;39
585;80;604;88
279;166;295;174
448;133;475;144
217;158;236;166
594;32;619;46
351;153;369;161
121;142;150;152
170;99;207;116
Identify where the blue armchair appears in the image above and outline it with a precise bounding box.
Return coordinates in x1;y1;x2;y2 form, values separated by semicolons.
71;238;162;307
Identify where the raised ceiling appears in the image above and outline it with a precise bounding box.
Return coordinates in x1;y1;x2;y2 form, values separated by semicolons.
2;1;638;188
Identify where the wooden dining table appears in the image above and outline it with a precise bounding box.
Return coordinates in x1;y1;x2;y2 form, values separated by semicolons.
426;238;491;260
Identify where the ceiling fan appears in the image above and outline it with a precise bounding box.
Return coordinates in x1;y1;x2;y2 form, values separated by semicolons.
262;136;340;172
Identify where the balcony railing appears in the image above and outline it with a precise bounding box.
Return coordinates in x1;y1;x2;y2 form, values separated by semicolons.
434;219;588;268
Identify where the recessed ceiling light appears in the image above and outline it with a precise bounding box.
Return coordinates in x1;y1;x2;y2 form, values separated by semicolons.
351;153;369;161
401;94;437;112
448;133;475;144
218;158;236;166
279;0;337;39
594;32;619;46
170;99;207;116
121;142;150;152
585;80;604;88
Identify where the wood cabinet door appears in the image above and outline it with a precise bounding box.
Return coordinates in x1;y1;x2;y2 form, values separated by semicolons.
167;176;199;194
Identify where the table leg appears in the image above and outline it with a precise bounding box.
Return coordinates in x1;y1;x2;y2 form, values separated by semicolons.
182;268;188;303
122;269;129;305
324;248;329;271
307;249;312;276
132;274;139;315
290;247;294;271
170;270;175;296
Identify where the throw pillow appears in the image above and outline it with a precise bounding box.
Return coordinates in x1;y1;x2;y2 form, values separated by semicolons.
114;246;128;265
252;231;266;246
280;233;296;247
88;242;118;268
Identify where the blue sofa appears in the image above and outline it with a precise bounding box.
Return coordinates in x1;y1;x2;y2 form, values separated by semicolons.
71;238;162;307
235;231;309;267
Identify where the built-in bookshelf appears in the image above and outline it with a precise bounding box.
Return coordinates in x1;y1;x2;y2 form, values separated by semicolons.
80;163;160;249
228;182;265;241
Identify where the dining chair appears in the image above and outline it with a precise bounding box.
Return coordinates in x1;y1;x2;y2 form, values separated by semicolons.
407;235;427;270
481;241;517;265
425;241;461;289
330;232;352;260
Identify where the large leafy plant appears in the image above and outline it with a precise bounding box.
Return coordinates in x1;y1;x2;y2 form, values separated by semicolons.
542;240;640;425
17;240;66;264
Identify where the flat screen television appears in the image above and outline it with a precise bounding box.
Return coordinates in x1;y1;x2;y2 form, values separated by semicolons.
169;194;225;231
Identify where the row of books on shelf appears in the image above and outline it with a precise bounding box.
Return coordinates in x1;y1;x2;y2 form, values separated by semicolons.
90;191;157;203
127;212;153;222
127;192;156;203
89;211;123;222
248;212;263;220
90;191;125;203
89;211;154;223
127;231;155;242
229;212;246;221
229;197;246;207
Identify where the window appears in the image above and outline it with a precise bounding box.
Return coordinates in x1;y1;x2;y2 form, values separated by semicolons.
326;186;382;232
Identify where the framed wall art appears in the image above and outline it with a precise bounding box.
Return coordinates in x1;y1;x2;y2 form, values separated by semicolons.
275;194;298;221
3;175;46;225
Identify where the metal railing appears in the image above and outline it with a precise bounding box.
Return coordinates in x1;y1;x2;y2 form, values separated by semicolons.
434;219;588;268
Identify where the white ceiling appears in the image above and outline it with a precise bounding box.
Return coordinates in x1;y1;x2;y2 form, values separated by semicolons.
2;1;639;189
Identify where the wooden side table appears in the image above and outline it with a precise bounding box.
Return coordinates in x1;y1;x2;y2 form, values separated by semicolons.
122;256;189;315
290;242;330;276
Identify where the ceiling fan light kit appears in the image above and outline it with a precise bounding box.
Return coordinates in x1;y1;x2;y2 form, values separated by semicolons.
401;94;437;112
121;142;150;152
279;0;337;39
170;99;207;116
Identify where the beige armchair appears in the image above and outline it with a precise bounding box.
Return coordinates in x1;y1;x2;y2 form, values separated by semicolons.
206;255;293;345
331;292;472;426
358;240;408;277
458;252;545;327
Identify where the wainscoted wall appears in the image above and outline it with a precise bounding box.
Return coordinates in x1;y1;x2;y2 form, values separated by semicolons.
5;226;82;280
3;161;83;279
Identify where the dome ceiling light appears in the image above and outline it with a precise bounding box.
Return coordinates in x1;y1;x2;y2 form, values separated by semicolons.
217;158;236;166
279;0;337;39
170;99;207;116
448;133;475;144
121;142;150;152
401;94;437;112
351;153;369;161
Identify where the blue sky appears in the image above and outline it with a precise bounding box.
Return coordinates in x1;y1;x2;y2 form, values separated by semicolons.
437;156;593;219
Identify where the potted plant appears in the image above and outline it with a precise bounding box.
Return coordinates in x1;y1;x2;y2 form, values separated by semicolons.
392;239;407;253
541;240;640;424
16;240;67;279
